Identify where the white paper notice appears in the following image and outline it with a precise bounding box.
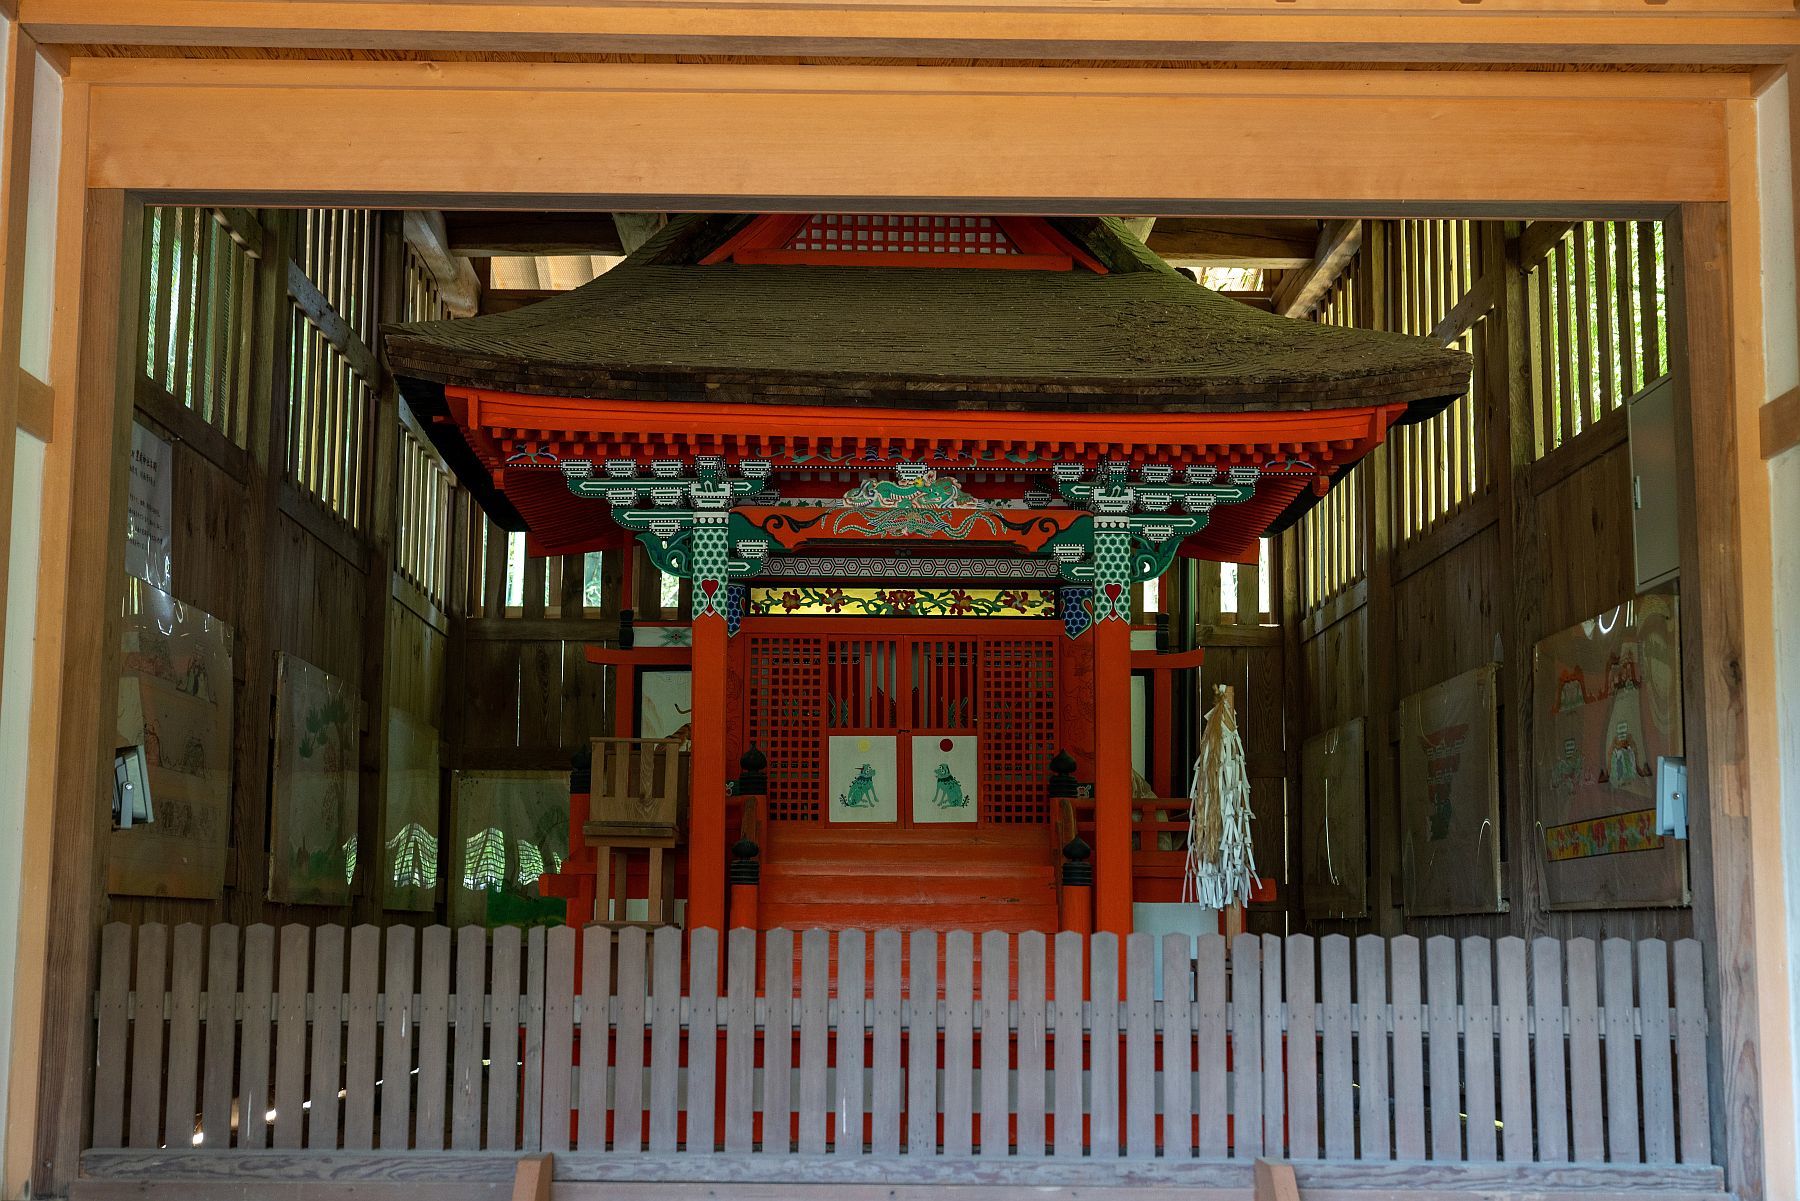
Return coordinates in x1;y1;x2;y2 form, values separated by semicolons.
126;422;172;588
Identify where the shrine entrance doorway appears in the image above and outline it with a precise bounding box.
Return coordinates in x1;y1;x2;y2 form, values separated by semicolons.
741;618;1066;932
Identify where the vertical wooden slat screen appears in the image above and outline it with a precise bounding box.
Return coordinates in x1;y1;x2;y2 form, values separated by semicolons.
1379;218;1484;544
91;923;1715;1167
1526;219;1669;457
287;208;380;528
396;426;455;608
140;207;263;447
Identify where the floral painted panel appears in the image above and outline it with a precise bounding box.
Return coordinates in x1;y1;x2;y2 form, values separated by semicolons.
748;586;1055;618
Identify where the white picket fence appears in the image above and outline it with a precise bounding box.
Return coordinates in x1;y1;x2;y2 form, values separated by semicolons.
89;924;1711;1167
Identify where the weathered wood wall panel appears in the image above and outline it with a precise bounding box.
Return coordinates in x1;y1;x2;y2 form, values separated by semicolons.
1536;443;1637;638
1287;219;1690;947
1392;525;1502;701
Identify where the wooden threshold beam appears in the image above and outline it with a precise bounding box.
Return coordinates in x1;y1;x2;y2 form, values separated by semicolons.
1273;219;1362;317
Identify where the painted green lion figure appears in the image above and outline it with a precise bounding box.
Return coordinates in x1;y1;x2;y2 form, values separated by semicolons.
840;763;880;809
930;762;971;809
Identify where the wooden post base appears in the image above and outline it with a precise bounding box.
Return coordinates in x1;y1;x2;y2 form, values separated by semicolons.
512;1153;552;1201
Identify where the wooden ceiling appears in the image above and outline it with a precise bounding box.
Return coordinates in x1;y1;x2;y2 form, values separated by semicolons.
439;213;1329;314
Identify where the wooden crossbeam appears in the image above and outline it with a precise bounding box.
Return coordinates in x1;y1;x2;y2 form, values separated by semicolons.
447;211;625;257
1429;270;1502;345
402;210;481;317
287;260;383;383
1273;220;1362;317
1149;218;1319;268
1519;219;1578;271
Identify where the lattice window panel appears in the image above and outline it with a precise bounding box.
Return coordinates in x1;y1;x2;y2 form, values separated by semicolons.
747;636;825;821
910;640;979;731
979;638;1057;824
825;638;899;730
788;215;1020;257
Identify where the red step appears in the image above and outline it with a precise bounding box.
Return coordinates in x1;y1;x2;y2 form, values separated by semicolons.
759;822;1060;937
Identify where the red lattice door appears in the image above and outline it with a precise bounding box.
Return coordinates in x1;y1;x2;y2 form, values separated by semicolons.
746;635;825;821
747;624;1058;825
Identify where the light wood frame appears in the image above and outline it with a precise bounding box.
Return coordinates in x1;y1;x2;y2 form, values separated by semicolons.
3;49;1789;1201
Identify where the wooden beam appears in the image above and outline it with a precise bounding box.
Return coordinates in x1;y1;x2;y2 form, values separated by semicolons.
1759;383;1800;459
18;2;1800;64
69;61;1733;210
611;212;666;254
1670;200;1771;1201
28;184;140;1198
1429;269;1502;345
15;369;52;440
1273;219;1361;317
511;1154;553;1201
0;21;37;715
287;259;382;382
402;210;480;318
1253;1160;1300;1201
1485;220;1547;953
213;206;263;257
1519;219;1578;271
445;211;624;257
1148;218;1318;268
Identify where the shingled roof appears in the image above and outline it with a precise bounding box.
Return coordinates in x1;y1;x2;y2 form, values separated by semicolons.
385;215;1471;418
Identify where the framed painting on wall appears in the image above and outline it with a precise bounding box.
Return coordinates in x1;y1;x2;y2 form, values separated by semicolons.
109;579;235;898
1398;663;1505;916
450;770;570;926
268;653;361;906
1300;717;1367;920
383;709;440;912
1533;593;1687;910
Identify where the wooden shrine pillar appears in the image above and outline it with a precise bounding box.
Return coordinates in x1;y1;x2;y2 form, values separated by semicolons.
1093;614;1135;936
689;612;730;932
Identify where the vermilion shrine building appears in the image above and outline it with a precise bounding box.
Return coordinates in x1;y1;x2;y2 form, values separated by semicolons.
389;213;1468;938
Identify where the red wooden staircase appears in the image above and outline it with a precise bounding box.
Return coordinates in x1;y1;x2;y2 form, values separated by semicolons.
759;823;1060;934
